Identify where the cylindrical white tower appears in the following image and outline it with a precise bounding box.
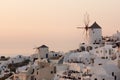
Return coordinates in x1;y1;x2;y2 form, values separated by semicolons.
88;22;102;44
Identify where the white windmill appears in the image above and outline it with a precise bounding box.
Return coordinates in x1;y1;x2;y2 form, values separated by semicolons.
77;13;102;44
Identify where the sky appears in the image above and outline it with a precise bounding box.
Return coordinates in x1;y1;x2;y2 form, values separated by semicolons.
0;0;120;56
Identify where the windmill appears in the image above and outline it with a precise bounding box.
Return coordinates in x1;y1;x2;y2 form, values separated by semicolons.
77;13;90;43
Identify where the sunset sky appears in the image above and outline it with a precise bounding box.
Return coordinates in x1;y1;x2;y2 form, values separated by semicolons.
0;0;120;56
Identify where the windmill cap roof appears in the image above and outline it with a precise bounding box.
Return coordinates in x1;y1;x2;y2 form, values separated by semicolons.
38;45;48;48
89;22;101;29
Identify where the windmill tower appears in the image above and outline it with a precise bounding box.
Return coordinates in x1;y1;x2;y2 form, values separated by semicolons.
77;13;102;44
88;22;102;44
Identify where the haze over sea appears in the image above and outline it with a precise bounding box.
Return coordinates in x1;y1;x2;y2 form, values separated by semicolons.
0;0;120;57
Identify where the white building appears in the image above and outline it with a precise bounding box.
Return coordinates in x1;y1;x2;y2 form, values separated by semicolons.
112;31;120;41
88;22;102;44
37;45;49;59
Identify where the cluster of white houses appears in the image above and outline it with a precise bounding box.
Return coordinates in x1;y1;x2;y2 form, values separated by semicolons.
5;45;64;80
54;22;120;80
4;22;120;80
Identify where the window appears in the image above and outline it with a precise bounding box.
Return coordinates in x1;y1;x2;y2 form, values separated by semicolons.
95;40;96;43
51;71;53;74
37;71;38;75
109;49;112;55
41;66;44;68
31;69;34;74
19;56;21;58
95;47;98;49
81;46;85;51
87;46;93;51
98;63;102;65
114;75;117;80
55;54;57;57
106;57;108;59
105;50;107;53
112;72;114;76
96;51;99;53
54;67;56;73
12;61;14;64
31;76;34;80
94;78;97;80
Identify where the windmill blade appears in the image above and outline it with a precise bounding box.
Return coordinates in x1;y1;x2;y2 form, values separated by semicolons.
76;13;90;44
84;30;89;43
86;30;89;38
33;47;39;55
77;27;85;29
83;29;86;35
84;12;90;27
33;47;37;49
82;29;89;43
85;30;88;40
33;46;39;49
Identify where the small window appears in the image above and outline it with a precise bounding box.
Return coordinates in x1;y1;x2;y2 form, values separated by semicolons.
106;57;108;59
31;76;34;80
37;71;38;75
95;40;96;43
87;46;93;51
112;72;114;76
109;49;112;55
114;75;117;80
98;63;102;65
99;40;101;42
41;66;44;68
54;67;56;73
81;46;85;51
96;51;99;53
105;50;107;53
94;78;97;80
19;56;21;58
95;47;98;49
55;54;57;57
31;69;34;74
51;71;53;74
